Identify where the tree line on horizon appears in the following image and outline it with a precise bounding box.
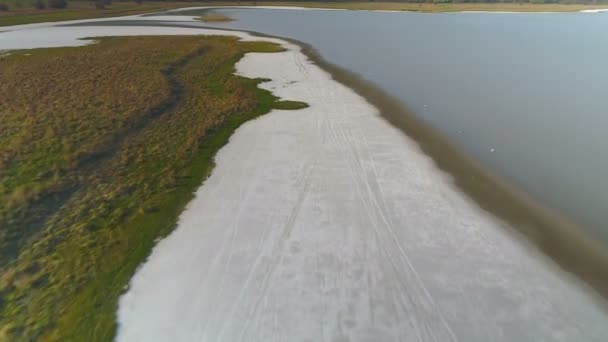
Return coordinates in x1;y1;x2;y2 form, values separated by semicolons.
1;0;607;12
0;0;142;11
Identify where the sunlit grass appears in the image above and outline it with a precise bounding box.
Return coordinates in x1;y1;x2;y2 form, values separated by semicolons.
0;35;306;341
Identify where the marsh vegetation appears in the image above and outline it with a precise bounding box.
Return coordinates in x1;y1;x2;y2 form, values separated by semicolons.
0;35;305;341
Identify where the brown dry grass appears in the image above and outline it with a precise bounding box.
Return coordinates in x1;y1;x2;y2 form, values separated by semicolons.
191;1;608;12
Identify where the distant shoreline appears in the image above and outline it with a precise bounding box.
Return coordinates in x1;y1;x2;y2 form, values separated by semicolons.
2;2;608;26
292;31;608;304
114;17;608;341
167;3;608;14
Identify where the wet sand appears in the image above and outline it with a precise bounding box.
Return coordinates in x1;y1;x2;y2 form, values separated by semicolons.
114;25;608;341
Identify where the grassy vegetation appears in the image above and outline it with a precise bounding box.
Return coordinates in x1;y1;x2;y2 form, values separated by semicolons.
0;35;306;341
2;1;608;26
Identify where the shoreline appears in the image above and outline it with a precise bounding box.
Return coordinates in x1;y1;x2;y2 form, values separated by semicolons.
294;38;608;302
2;4;607;29
169;11;608;302
76;16;608;302
163;4;608;14
1;4;605;32
113;22;608;341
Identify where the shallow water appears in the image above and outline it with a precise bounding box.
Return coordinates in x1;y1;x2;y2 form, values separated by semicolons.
193;8;608;242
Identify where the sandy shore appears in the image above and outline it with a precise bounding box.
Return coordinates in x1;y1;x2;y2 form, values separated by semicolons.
116;32;608;342
1;15;607;342
163;5;608;14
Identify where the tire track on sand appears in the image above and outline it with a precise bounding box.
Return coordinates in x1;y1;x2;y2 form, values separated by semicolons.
323;84;458;341
214;163;316;341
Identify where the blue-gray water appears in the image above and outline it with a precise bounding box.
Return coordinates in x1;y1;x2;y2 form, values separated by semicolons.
201;8;608;240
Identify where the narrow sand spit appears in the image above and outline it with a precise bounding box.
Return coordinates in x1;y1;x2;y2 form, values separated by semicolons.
0;25;261;49
580;8;608;13
112;28;607;342
1;17;607;342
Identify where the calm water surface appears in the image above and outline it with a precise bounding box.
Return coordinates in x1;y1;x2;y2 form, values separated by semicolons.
200;9;608;240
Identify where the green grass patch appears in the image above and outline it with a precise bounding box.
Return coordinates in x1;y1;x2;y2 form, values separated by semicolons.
0;35;305;341
274;100;310;110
